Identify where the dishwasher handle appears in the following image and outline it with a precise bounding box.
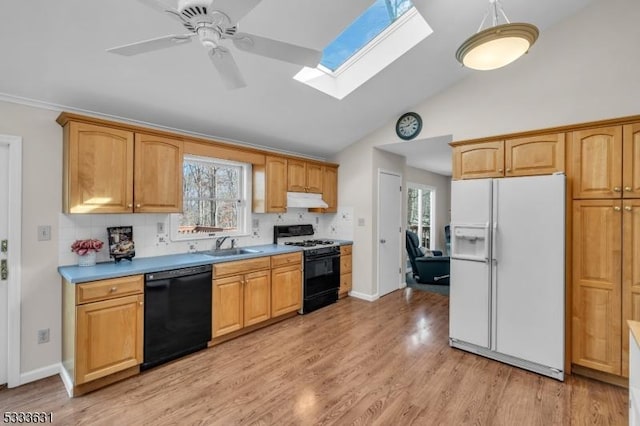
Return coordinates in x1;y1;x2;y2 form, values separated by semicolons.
145;264;212;282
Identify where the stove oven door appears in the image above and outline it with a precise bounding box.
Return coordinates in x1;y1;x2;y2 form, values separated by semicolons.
303;254;340;313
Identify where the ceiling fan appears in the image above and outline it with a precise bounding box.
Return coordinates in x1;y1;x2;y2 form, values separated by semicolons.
107;0;323;89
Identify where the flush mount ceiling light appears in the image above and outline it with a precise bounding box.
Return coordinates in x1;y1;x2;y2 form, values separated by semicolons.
456;0;539;71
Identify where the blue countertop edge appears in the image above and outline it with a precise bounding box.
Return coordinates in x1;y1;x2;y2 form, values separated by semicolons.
58;241;353;284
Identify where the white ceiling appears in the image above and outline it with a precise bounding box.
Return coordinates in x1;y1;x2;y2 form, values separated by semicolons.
0;0;594;162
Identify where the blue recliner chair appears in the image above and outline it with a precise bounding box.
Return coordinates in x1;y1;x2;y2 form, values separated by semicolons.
405;230;450;285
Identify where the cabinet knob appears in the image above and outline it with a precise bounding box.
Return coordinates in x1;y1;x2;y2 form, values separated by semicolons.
139;302;144;306
136;204;141;208
506;168;511;173
625;186;633;192
625;206;633;211
127;203;133;208
613;187;621;192
614;206;621;211
110;287;117;292
498;168;503;173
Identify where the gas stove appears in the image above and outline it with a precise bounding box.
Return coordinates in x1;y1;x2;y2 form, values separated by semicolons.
273;224;339;250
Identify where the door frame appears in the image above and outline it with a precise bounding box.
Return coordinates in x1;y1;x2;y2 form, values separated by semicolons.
376;169;403;297
0;134;22;388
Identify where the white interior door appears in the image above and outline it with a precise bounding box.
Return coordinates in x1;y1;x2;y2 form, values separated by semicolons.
0;143;8;385
378;171;402;297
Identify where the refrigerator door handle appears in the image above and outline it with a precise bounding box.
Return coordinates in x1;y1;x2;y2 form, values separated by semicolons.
492;222;498;264
484;223;491;263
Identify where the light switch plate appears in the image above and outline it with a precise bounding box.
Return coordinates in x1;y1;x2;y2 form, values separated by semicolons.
358;218;365;227
37;225;51;241
157;222;165;234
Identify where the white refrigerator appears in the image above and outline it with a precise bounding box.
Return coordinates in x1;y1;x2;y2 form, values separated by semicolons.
449;174;565;380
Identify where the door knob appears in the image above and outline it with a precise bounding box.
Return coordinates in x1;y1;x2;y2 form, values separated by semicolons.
380;239;386;244
625;206;633;211
613;187;621;192
614;206;621;211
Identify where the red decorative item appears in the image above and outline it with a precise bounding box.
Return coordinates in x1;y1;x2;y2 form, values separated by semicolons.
70;239;104;256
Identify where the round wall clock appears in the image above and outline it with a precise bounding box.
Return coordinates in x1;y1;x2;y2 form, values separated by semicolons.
395;112;422;140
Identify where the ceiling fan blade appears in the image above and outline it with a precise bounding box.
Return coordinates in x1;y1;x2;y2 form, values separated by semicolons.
209;48;247;90
136;0;177;13
211;0;262;24
107;34;194;56
231;33;322;67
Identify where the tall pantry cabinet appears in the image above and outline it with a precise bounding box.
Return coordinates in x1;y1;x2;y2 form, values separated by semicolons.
571;123;640;378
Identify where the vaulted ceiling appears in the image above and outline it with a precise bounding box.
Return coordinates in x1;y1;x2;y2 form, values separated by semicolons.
0;0;594;159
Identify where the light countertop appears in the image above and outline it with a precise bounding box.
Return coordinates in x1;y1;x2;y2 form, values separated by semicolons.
58;244;304;284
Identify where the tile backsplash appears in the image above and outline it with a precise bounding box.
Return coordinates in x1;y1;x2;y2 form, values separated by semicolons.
58;207;354;266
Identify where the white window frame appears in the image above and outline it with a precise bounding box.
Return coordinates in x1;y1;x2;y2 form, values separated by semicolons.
407;182;436;250
170;155;252;242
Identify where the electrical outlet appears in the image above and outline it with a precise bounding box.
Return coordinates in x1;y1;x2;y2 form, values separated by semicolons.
37;328;50;344
37;225;51;241
358;218;365;226
252;218;259;228
157;222;165;234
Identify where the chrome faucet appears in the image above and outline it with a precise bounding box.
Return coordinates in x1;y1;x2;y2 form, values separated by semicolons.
231;238;237;249
214;236;228;251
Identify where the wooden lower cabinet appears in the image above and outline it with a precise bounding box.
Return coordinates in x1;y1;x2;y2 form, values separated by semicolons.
62;275;144;396
623;199;640;376
339;245;353;298
213;271;271;337
272;264;302;317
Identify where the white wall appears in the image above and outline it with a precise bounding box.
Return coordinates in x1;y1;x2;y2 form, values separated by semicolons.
334;0;639;298
0;102;62;377
0;99;352;382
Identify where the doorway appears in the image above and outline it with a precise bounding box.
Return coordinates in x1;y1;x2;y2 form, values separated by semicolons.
407;183;435;249
377;170;402;297
0;134;22;388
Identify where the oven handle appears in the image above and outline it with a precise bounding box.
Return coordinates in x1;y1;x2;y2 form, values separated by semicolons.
305;254;340;261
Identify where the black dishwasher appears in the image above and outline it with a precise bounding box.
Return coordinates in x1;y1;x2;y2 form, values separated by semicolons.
142;264;212;370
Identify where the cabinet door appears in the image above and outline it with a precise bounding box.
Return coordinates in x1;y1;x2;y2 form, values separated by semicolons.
623;123;640;198
134;133;183;213
309;166;338;214
75;294;143;384
244;270;271;327
505;133;565;177
452;141;504;180
65;122;134;213
271;264;302;317
266;156;287;212
571;126;623;199
306;163;323;193
339;273;352;296
213;275;244;337
340;253;352;275
572;200;622;375
287;159;306;192
623;199;640;377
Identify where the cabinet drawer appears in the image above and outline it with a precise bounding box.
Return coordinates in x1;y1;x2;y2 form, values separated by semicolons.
214;256;270;277
340;245;352;255
76;275;143;305
271;252;302;268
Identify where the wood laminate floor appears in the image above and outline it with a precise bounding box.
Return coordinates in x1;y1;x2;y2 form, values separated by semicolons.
1;289;628;425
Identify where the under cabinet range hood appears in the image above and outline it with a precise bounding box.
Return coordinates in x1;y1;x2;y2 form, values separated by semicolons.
286;192;329;208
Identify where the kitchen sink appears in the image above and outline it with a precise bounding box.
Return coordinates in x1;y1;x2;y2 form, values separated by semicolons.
208;248;263;257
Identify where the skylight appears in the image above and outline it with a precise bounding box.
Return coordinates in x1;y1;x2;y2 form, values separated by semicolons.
321;0;414;72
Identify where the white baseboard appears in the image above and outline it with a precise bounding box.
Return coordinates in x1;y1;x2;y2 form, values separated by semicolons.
20;363;60;386
349;291;379;302
400;281;407;289
59;365;73;397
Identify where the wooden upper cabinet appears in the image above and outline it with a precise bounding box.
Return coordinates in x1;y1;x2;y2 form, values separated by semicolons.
64;122;134;213
505;133;565;177
571;126;623;199
623;123;640;198
287;159;306;192
265;156;287;212
306;163;323;193
287;160;323;193
572;199;622;375
453;141;504;180
309;165;338;214
133;133;183;213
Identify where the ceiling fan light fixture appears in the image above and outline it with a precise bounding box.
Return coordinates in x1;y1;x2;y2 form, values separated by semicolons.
456;1;539;71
